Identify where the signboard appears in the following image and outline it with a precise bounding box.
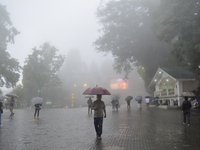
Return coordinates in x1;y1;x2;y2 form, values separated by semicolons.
110;79;128;90
46;102;52;105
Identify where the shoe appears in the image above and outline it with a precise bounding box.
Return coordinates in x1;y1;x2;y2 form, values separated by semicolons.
183;122;186;125
188;124;190;126
98;136;102;140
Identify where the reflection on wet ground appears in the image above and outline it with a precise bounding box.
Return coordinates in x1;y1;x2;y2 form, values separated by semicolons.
0;102;200;150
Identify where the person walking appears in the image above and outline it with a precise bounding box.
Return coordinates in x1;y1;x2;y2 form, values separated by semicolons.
34;103;42;118
9;97;15;116
182;96;191;126
126;99;131;108
92;94;106;140
115;99;119;111
138;97;142;109
111;99;115;111
87;98;93;114
0;101;3;126
145;97;150;108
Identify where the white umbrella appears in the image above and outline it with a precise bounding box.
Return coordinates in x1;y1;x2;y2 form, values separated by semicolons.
181;92;196;97
31;97;43;104
111;95;120;100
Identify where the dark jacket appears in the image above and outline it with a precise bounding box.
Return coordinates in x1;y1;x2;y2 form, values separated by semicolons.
35;104;41;110
0;102;2;108
182;100;191;111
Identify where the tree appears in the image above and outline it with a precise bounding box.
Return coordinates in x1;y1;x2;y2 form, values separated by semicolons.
0;4;21;88
153;0;200;78
94;0;172;85
23;42;65;100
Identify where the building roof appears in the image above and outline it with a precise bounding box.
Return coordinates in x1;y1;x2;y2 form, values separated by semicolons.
160;67;195;79
148;67;196;88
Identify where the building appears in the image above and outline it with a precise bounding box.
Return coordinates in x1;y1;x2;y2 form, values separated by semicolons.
148;67;198;106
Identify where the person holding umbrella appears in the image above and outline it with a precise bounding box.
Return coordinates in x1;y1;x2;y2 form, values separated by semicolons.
31;97;43;119
135;96;143;109
145;96;150;108
34;103;42;119
92;94;106;140
9;97;15;116
111;99;115;110
6;93;18;116
87;98;93;114
125;96;133;109
83;85;110;139
182;96;191;126
115;99;119;111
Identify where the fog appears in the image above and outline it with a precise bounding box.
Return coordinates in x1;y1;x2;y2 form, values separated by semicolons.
1;0;148;106
1;0;109;66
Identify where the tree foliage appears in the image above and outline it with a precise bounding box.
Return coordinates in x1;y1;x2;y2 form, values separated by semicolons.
154;0;200;77
0;4;21;88
23;42;65;100
94;0;172;85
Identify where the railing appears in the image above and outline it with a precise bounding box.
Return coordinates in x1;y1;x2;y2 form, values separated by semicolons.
154;89;175;97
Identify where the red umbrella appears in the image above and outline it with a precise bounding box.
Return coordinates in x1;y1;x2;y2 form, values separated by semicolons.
83;86;111;95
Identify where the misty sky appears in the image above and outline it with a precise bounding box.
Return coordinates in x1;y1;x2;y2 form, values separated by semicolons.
1;0;148;96
1;0;111;67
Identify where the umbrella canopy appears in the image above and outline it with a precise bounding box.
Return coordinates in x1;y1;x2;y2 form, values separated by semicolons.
111;95;120;100
125;96;133;101
6;93;18;98
145;96;151;98
31;97;43;104
83;86;111;95
135;96;142;101
85;95;94;98
197;95;200;104
181;92;196;97
0;95;6;100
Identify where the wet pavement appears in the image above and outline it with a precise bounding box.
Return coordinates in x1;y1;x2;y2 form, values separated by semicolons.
0;101;200;150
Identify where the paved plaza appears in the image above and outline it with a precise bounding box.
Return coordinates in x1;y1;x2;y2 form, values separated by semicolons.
0;101;200;150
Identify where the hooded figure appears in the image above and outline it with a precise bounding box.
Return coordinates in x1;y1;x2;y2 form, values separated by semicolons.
182;96;191;126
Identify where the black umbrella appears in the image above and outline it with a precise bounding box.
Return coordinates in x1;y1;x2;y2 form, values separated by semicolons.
6;93;18;98
125;96;133;101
